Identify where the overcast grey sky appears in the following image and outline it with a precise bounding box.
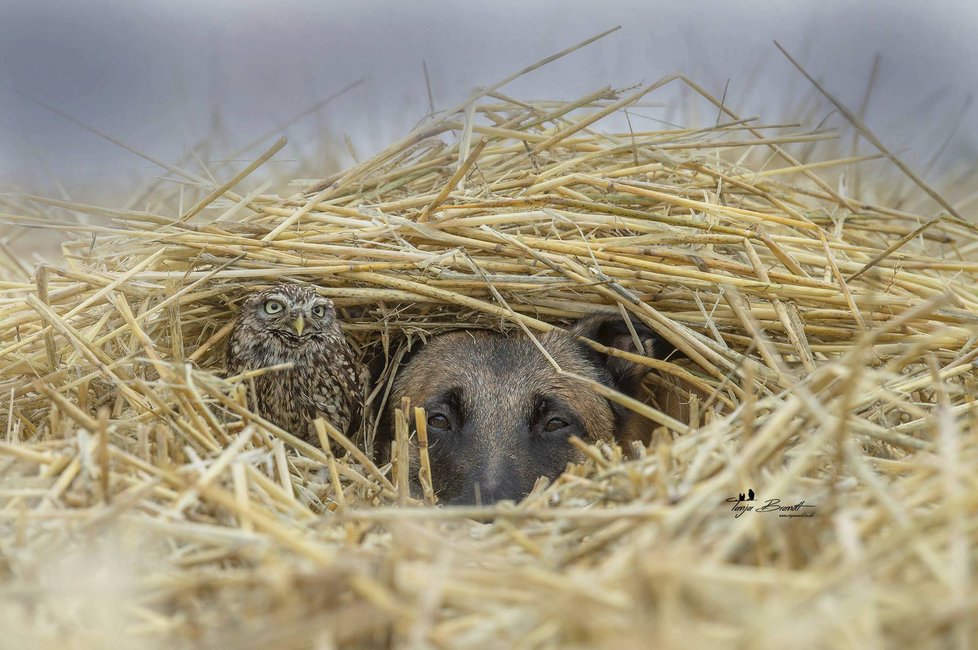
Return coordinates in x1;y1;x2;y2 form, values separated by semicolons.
2;0;977;201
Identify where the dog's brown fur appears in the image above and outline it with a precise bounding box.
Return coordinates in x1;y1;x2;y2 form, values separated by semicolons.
379;316;676;505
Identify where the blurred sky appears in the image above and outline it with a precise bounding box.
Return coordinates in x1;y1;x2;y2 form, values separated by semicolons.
1;0;977;202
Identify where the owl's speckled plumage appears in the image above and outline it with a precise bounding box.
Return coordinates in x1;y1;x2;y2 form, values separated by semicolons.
226;284;363;441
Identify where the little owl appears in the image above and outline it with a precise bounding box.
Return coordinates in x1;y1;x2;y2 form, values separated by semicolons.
226;284;363;442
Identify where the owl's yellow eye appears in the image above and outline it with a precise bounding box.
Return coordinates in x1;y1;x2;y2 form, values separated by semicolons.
263;299;284;315
312;304;327;318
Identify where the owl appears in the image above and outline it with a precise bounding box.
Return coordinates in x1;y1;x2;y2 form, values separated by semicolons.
225;284;363;442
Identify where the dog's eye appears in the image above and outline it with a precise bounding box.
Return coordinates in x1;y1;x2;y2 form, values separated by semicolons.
311;304;327;318
543;417;568;433
428;414;450;430
263;300;284;315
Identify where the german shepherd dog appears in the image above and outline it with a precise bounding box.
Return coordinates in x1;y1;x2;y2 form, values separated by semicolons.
378;316;677;505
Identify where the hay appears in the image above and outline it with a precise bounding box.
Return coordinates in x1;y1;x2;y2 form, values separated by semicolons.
2;34;978;649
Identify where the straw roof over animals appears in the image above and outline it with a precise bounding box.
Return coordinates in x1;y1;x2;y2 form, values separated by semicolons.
1;30;976;649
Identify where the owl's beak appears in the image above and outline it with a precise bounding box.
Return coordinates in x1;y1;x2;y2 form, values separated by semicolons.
293;315;305;336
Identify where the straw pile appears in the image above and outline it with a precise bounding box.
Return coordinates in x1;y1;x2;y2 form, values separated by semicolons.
2;34;977;649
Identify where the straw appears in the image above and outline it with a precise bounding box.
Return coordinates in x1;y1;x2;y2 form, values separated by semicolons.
2;36;978;647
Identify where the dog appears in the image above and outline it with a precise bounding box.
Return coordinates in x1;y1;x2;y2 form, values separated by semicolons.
378;315;679;505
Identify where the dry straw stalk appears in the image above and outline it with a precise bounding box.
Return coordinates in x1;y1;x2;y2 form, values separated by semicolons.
1;31;977;649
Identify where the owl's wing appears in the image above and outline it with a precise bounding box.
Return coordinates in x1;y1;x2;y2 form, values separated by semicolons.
344;368;367;441
313;348;367;441
347;352;372;440
224;322;248;378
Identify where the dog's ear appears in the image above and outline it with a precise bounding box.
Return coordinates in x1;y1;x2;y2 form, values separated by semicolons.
373;334;431;463
568;314;676;397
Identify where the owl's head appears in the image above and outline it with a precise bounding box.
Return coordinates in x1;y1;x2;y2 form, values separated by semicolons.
240;284;338;341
